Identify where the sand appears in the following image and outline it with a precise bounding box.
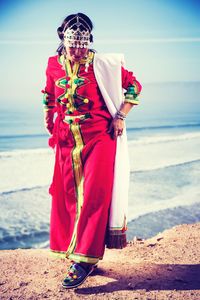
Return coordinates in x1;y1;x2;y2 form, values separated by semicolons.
0;223;200;300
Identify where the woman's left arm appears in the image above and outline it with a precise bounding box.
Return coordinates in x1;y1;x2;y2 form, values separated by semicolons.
108;67;142;139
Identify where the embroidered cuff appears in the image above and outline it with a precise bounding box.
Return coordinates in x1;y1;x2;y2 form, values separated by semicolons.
41;90;55;111
124;83;140;105
43;106;55;112
124;95;139;105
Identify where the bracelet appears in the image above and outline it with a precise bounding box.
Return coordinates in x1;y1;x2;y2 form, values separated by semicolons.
115;110;126;120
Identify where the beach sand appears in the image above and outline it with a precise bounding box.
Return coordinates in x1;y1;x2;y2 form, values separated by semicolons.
0;223;200;300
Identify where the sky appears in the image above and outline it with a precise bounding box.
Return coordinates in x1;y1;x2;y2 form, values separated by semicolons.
0;0;200;111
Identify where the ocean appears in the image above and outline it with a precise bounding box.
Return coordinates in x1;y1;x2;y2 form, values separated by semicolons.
0;84;200;250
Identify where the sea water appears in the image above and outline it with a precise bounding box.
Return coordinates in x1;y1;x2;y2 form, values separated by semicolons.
0;94;200;249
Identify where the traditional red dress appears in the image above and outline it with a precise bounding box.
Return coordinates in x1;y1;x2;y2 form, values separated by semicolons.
42;50;142;264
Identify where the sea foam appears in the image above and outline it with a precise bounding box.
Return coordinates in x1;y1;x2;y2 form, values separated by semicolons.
0;130;200;194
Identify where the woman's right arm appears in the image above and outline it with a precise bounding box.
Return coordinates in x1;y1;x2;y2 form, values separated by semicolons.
41;57;56;135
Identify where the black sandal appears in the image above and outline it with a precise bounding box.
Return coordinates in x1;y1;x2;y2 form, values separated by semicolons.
62;263;95;289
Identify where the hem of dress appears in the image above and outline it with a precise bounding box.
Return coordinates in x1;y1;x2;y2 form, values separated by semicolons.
49;249;103;264
67;252;103;264
49;249;67;259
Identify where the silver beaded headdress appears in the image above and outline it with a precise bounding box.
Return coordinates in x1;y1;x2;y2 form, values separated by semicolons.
63;16;91;48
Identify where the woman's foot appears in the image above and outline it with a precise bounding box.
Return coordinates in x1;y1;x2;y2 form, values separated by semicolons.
62;262;96;289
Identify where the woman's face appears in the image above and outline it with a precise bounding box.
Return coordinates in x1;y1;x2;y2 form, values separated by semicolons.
65;46;89;62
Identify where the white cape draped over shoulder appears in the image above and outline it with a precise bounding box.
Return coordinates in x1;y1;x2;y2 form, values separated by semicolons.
93;53;130;241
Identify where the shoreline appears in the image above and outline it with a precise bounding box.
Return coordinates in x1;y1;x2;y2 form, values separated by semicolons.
1;201;200;251
1;223;200;300
127;201;200;240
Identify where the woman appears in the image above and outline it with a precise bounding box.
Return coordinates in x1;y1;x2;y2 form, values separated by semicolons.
42;12;142;289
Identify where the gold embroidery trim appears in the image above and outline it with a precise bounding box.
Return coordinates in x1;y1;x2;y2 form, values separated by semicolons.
65;122;84;257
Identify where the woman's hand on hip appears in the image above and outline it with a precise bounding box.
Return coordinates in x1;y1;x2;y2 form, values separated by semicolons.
108;118;124;139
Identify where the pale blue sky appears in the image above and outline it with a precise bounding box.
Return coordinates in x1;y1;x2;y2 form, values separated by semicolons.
0;0;200;110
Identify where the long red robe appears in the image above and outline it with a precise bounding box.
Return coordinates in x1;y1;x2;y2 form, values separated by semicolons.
43;51;141;264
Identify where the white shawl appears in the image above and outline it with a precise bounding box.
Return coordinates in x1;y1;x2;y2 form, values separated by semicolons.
93;53;130;230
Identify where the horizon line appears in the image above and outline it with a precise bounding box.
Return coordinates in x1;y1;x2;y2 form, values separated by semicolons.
0;37;200;45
